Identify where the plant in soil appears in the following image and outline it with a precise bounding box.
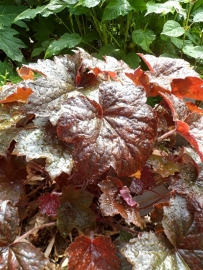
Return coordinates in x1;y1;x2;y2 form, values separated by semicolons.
1;47;203;269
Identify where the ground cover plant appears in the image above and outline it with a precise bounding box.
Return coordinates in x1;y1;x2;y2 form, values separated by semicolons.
1;0;203;83
1;0;203;269
1;47;203;269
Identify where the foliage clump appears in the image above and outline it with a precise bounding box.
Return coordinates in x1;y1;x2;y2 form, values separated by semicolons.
1;47;203;269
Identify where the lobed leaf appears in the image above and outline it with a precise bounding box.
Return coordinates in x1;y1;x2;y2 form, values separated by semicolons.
98;176;144;228
67;235;120;270
1;242;50;270
57;185;96;237
161;92;203;162
57;82;157;179
129;54;199;97
132;29;156;53
0;27;26;62
12;118;73;179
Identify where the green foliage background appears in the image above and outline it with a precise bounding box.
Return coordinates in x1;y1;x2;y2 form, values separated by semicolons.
0;0;203;85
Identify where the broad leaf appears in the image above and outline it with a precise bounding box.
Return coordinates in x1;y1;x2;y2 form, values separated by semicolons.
122;194;203;269
102;0;132;21
127;54;199;96
57;185;96;237
121;231;186;269
162;20;185;37
77;0;101;8
14;0;65;22
183;45;203;60
172;76;203;100
132;29;156;53
57;82;157;178
193;11;203;23
67;235;120;270
146;1;186;18
98;176;144;228
0;5;26;27
0;27;26;62
12;118;73;180
162;195;203;269
39;192;60;217
0;200;50;269
1;242;51;270
45;33;82;58
161;92;203;162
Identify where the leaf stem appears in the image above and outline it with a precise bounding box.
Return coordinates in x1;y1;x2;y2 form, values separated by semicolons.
157;129;176;142
13;222;56;244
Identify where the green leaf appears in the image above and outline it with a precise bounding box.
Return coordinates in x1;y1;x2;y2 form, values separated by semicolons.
121;52;140;69
193;11;203;23
132;29;156;53
76;0;101;8
57;185;96;238
96;44;121;59
146;1;186;18
14;6;47;21
162;20;185;37
128;0;146;11
45;33;82;58
14;0;65;21
0;5;26;28
0;27;26;62
183;45;203;59
102;0;132;22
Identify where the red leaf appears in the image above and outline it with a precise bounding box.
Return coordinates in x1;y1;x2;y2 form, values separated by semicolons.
161;92;203;161
0;87;33;104
39;193;60;217
67;235;120;270
98;176;144;228
120;186;138;207
57;82;157;179
131;54;200;97
17;66;34;80
172;77;203;100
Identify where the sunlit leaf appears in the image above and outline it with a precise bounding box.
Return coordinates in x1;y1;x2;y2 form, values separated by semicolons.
12;118;73;179
57;82;157;179
161;92;203;162
162;20;185;37
0;87;33;103
17;66;34;81
57;185;96;237
172;77;203;100
67;235;120;270
131;53;199;96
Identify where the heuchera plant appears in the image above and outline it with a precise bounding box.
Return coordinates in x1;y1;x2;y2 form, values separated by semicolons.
1;48;203;269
